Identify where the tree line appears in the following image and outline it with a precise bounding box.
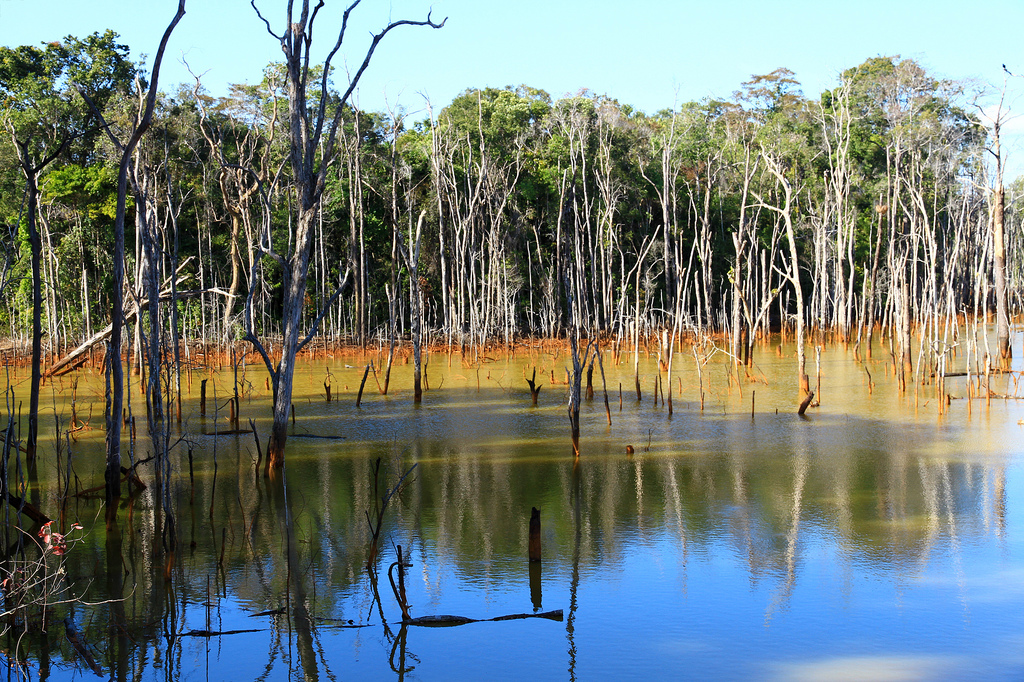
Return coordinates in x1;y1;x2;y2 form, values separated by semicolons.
1;18;1020;465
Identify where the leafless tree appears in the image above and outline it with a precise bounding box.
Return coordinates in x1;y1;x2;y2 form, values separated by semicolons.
247;0;444;469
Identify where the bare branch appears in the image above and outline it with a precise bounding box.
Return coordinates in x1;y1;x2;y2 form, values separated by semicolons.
317;11;446;190
250;0;284;40
296;266;352;353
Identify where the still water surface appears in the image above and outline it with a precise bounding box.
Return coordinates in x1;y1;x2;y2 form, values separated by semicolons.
9;340;1024;681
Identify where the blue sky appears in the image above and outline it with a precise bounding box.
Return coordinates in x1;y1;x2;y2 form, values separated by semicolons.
2;0;1022;154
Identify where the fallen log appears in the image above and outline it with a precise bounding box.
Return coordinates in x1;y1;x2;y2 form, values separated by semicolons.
74;461;150;498
175;628;263;638
315;618;373;629
249;608;286;618
940;368;1018;378
46;280;222;378
6;494;50;525
405;609;563;627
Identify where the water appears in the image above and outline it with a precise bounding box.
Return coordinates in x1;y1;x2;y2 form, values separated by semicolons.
5;339;1024;681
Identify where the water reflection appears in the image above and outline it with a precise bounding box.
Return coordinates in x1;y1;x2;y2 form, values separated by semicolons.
3;343;1023;680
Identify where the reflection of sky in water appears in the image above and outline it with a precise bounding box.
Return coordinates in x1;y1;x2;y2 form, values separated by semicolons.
31;347;1024;680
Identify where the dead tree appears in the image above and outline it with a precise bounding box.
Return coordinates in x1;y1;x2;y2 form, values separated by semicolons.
563;270;594;457
77;0;187;517
526;368;542;405
246;0;444;469
755;147;810;407
398;211;427;403
10;147;62;460
981;71;1012;362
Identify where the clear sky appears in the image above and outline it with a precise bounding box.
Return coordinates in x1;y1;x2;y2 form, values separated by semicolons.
1;0;1022;120
0;0;1019;111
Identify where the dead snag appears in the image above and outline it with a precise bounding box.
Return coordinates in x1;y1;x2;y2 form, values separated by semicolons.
529;507;541;562
798;391;815;416
525;368;542;405
356;364;371;407
595;345;612;426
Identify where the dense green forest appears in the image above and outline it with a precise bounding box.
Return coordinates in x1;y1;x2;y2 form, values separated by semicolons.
2;30;1020;378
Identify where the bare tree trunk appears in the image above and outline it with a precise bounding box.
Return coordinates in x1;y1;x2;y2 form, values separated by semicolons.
400;212;426;403
225;211;244;334
757;149;808;405
248;1;444;468
78;0;186;517
265;210;315;469
23;167;42;461
10;132;83;461
994;181;1009;361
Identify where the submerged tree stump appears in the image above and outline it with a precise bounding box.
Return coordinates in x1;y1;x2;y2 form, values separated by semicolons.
529;507;541;562
526;368;542;405
798;390;815;416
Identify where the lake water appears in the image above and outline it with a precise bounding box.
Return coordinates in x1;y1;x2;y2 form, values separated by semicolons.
5;337;1024;681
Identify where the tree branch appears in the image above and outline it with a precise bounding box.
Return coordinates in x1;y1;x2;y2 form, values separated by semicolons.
318;11;446;190
250;0;284;40
296;265;352;353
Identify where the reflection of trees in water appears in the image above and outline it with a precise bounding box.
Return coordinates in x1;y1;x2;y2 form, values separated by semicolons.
8;385;1015;677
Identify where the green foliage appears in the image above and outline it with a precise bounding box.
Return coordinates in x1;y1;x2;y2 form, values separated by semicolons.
43;164;117;219
0;31;133;159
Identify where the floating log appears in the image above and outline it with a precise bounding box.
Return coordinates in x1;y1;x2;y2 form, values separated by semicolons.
405;610;563;627
315;619;373;629
201;429;253;436
176;628;262;638
249;608;286;618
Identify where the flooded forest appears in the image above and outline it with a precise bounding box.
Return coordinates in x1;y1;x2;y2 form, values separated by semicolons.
2;2;1024;680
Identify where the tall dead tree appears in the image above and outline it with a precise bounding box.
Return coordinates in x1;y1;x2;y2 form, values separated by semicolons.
191;78;278;340
76;1;186;517
10;148;61;461
398;211;426;402
983;71;1012;362
247;0;444;469
756;147;810;406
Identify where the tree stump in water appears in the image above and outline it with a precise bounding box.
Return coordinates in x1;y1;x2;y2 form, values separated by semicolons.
529;507;541;562
798;390;815;416
356;364;371;407
526;368;542;405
